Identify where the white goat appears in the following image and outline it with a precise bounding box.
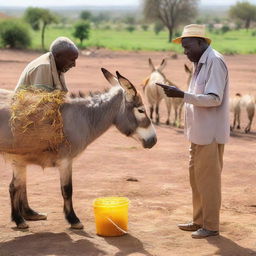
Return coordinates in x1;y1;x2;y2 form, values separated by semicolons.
230;93;242;131
230;93;255;133
241;94;255;133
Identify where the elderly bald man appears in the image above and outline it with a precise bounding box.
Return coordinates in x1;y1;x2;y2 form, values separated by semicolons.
15;37;79;92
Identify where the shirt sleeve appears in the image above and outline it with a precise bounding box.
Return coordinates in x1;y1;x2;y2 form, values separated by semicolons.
204;58;228;102
184;92;221;107
28;64;54;91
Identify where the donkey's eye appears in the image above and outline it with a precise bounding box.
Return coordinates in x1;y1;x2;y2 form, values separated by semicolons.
138;109;145;113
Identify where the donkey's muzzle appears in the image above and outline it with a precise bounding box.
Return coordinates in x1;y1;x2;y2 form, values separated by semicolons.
143;136;157;148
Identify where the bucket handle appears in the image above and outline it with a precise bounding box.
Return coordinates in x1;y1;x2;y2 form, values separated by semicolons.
106;217;128;234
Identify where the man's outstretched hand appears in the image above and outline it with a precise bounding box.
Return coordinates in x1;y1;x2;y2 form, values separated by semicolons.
156;83;185;98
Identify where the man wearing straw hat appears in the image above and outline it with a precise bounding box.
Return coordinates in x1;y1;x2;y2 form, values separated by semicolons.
157;24;229;238
15;36;79;92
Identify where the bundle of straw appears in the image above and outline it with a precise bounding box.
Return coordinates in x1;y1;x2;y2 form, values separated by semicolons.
10;89;67;153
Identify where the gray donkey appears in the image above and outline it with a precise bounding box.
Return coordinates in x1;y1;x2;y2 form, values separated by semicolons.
0;68;157;230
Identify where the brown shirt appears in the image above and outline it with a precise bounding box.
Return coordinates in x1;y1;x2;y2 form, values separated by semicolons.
15;52;67;92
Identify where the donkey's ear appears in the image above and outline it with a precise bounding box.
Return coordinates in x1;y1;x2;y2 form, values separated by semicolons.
158;58;167;72
148;58;155;72
116;71;137;101
101;68;119;86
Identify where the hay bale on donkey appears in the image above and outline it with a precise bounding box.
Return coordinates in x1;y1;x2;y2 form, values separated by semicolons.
10;89;67;154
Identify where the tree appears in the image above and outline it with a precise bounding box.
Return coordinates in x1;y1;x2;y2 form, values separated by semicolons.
73;21;90;46
0;19;31;48
229;1;256;29
154;21;165;35
80;10;92;21
24;7;57;50
124;15;136;25
143;0;199;42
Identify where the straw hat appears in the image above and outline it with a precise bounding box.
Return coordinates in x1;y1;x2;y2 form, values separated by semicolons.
172;24;211;44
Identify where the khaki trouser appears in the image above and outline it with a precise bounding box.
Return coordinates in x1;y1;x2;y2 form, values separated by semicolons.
189;142;224;231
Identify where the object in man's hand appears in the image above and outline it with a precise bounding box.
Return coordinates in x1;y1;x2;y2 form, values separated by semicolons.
156;83;171;89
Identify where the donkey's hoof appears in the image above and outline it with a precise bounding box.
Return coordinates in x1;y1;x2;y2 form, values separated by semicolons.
17;222;29;229
71;222;84;229
24;212;47;221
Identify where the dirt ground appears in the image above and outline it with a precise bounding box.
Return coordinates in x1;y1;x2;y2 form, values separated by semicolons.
0;48;255;256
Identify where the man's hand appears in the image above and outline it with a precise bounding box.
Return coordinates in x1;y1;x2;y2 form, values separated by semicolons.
156;83;185;98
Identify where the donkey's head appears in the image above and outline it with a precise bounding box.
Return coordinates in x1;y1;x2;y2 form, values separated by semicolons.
148;58;168;83
101;68;157;149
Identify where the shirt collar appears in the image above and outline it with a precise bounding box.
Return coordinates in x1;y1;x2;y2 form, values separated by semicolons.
198;45;212;64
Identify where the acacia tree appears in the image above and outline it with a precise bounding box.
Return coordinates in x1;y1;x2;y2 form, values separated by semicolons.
143;0;199;42
73;21;90;46
24;7;57;50
229;1;256;29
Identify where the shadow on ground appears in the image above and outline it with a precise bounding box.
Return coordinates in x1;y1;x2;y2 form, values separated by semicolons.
207;235;256;256
0;232;153;256
0;232;105;256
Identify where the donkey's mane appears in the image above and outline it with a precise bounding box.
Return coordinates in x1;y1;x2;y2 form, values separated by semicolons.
69;88;111;99
67;86;124;111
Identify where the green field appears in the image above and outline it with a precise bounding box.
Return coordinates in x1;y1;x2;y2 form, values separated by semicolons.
18;26;256;54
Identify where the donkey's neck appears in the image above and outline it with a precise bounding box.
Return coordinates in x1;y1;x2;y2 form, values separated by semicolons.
61;86;124;156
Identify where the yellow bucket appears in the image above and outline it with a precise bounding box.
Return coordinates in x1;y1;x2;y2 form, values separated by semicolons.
93;197;130;237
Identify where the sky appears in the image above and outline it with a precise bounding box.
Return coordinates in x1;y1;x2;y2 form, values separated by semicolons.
1;0;256;7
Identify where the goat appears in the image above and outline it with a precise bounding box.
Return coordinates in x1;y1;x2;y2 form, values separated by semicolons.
230;93;242;131
230;93;255;133
241;94;255;133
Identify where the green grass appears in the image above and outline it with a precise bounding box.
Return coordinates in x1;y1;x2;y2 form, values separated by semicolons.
20;26;256;54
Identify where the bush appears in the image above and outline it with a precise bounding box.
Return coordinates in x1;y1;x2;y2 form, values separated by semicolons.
154;21;164;35
141;24;149;31
221;25;230;34
0;19;31;48
126;25;135;33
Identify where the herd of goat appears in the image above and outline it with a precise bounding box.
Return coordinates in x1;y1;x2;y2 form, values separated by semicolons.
142;58;255;133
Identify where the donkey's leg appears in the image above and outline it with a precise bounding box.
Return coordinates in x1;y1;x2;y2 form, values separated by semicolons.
9;162;28;229
165;98;172;125
177;103;184;128
10;161;47;221
149;105;154;120
58;159;83;229
21;187;47;221
155;103;160;124
173;107;178;127
237;111;241;129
